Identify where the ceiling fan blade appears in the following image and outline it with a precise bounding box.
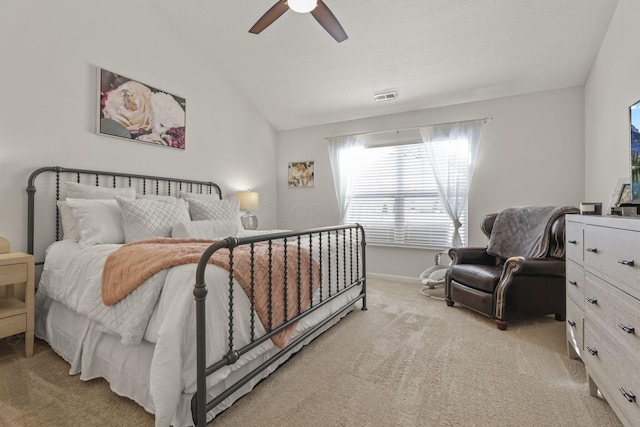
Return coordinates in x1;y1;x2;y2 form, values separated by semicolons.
310;0;348;42
249;0;289;34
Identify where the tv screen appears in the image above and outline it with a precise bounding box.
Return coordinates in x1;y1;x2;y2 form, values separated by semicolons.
630;99;640;203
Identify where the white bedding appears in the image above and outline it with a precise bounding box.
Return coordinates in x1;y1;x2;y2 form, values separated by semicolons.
38;240;167;345
35;229;363;427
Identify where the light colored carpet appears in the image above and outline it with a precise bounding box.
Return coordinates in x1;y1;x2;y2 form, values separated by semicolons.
0;278;621;426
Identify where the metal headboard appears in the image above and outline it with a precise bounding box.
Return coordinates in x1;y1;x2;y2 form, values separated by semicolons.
26;166;222;260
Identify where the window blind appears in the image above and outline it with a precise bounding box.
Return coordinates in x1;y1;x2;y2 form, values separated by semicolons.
344;140;468;248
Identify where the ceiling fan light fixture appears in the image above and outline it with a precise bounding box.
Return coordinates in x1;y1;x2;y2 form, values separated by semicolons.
288;0;317;13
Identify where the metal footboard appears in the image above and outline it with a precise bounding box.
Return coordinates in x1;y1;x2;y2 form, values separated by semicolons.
192;225;367;426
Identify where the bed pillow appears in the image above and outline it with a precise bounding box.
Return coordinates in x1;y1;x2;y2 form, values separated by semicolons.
136;194;179;201
187;198;241;224
56;200;81;241
66;199;124;248
116;196;191;243
171;220;240;239
179;190;219;201
65;181;136;200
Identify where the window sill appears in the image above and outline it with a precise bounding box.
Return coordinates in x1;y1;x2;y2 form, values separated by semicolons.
366;242;450;251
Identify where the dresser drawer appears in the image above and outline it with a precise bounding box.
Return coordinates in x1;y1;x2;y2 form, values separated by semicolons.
584;272;640;358
0;312;27;338
584;320;640;426
0;263;28;286
584;225;640;300
566;297;583;359
566;260;584;308
565;220;584;265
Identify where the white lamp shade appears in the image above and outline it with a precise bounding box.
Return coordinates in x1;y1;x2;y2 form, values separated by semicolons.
288;0;317;13
237;191;259;211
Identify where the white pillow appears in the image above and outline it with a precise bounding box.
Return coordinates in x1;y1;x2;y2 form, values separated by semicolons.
66;181;136;200
66;199;124;248
56;200;80;241
187;198;241;223
136;194;178;201
116;197;191;243
179;190;219;201
171;220;239;239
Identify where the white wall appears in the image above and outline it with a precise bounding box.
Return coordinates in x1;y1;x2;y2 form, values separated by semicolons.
0;0;278;254
585;0;640;203
0;0;600;283
277;87;585;281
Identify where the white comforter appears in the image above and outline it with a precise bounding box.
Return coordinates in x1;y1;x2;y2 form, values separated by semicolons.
36;230;362;426
38;241;167;345
38;238;274;426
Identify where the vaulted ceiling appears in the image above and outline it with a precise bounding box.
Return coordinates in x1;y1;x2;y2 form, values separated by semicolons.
154;0;619;130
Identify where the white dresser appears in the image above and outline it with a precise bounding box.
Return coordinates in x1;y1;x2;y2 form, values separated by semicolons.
565;214;640;427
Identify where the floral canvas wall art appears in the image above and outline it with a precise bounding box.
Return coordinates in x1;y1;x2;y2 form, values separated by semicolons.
98;68;186;150
288;161;314;187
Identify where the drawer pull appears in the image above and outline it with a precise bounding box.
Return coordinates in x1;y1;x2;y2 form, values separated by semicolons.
568;240;577;244
567;320;576;328
619;388;636;403
617;323;635;334
586;346;598;356
568;280;577;286
586;247;598;253
586;297;598;305
617;259;635;266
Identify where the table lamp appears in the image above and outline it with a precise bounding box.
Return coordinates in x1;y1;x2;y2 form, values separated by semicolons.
237;191;259;230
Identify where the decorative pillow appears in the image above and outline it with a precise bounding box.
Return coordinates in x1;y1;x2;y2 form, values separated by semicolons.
116;197;191;243
171;220;240;239
179;190;219;201
65;181;136;200
187;198;241;224
56;200;80;241
66;199;125;248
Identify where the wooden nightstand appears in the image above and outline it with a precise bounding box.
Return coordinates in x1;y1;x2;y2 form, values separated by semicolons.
0;252;35;357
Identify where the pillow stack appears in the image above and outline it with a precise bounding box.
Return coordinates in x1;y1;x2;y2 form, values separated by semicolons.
175;191;243;239
59;182;136;248
57;181;244;248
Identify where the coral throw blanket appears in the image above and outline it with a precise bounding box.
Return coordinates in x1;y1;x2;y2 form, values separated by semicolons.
102;238;320;348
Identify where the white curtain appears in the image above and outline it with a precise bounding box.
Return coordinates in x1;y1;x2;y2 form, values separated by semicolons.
420;120;485;247
327;135;365;223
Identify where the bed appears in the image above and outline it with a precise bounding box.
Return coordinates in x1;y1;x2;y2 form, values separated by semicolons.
26;166;367;427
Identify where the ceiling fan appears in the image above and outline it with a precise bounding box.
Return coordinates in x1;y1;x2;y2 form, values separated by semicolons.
249;0;348;43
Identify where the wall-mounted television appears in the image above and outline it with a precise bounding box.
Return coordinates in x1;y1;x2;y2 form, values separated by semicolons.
630;99;640;203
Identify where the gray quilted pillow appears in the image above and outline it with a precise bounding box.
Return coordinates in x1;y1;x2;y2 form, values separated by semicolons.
116;196;190;243
187;198;240;222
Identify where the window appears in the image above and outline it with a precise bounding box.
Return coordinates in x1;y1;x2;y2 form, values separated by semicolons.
343;139;469;248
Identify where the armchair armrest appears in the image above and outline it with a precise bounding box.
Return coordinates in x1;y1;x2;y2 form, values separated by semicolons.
448;247;496;266
503;257;566;277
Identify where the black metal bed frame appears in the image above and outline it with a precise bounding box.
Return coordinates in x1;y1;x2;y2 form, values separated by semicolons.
26;166;367;426
27;166;222;256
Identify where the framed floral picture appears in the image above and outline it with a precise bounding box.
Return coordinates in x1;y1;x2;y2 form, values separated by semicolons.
97;68;186;150
288;161;314;188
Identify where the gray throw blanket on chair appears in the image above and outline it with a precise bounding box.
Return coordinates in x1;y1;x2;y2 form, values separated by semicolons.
486;206;579;259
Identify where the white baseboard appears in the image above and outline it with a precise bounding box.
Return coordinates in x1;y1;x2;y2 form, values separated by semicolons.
367;273;422;285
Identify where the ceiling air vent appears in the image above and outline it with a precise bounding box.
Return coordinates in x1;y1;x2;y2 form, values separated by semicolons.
373;91;397;102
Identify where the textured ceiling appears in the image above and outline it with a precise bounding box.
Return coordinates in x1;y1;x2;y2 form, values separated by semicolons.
153;0;618;131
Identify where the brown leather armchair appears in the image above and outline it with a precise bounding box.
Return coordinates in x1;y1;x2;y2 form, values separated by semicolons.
445;206;577;330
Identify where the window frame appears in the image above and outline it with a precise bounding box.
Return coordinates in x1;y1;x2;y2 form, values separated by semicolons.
343;139;469;249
